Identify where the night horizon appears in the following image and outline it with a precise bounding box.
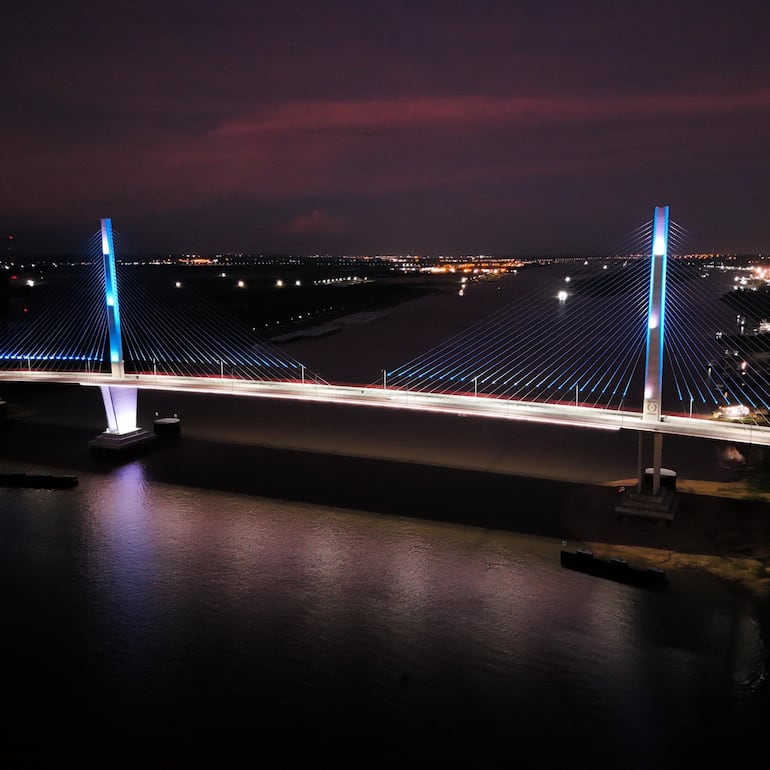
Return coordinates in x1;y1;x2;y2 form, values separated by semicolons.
3;0;769;257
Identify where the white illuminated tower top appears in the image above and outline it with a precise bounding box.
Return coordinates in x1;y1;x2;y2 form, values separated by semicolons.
642;205;669;421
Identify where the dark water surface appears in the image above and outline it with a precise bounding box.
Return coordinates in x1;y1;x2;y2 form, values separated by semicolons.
1;387;767;768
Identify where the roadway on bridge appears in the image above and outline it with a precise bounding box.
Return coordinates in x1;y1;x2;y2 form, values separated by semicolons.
2;369;769;447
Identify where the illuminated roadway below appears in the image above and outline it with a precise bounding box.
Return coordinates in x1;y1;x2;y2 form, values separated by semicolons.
1;371;768;447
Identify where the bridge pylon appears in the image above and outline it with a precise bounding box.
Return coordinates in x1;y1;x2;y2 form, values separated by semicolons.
616;205;678;520
88;218;155;453
642;205;668;423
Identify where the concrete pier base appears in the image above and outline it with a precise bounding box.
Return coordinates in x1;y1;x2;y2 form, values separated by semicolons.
89;428;156;453
615;432;679;521
87;383;155;453
614;484;679;521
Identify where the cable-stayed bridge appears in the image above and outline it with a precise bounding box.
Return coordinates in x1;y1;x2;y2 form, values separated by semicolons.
3;208;770;496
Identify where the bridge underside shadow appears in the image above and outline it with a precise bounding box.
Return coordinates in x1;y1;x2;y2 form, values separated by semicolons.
1;382;767;560
0;391;598;538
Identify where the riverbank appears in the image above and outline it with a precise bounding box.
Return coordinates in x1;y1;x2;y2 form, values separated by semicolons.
559;481;770;600
557;477;770;725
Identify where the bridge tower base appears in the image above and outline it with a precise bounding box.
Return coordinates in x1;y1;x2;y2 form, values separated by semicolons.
88;385;155;454
614;432;679;521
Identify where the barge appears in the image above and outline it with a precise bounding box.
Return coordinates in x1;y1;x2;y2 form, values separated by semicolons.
560;548;667;590
0;473;79;490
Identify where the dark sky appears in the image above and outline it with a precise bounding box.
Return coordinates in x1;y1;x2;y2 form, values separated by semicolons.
2;0;769;256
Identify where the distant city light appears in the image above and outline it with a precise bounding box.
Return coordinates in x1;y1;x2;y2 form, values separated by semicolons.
557;290;568;301
276;279;283;287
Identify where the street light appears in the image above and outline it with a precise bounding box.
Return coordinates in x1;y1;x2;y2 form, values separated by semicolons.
383;369;387;389
300;364;305;384
689;396;694;419
473;376;478;396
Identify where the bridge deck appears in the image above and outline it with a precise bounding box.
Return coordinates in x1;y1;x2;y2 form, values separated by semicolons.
2;372;768;447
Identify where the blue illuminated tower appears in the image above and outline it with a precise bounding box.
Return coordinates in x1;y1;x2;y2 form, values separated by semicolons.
101;217;125;377
642;205;669;422
89;218;154;450
639;205;671;499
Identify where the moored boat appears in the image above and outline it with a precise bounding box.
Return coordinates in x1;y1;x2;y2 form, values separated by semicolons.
560;549;667;590
0;472;79;489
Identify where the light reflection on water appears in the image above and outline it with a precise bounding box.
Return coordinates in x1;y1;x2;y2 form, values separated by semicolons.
0;457;766;766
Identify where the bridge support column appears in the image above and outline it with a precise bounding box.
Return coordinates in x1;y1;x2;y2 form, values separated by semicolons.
99;385;138;434
619;430;678;520
636;432;664;495
89;385;156;453
651;432;663;494
616;206;678;520
87;218;154;454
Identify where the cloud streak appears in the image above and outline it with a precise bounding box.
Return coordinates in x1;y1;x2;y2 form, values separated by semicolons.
285;209;347;236
213;90;770;137
5;87;768;223
3;0;770;253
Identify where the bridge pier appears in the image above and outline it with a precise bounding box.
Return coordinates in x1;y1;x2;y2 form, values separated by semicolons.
616;431;678;521
635;431;678;495
615;206;679;521
87;218;154;454
88;385;155;453
637;431;666;495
